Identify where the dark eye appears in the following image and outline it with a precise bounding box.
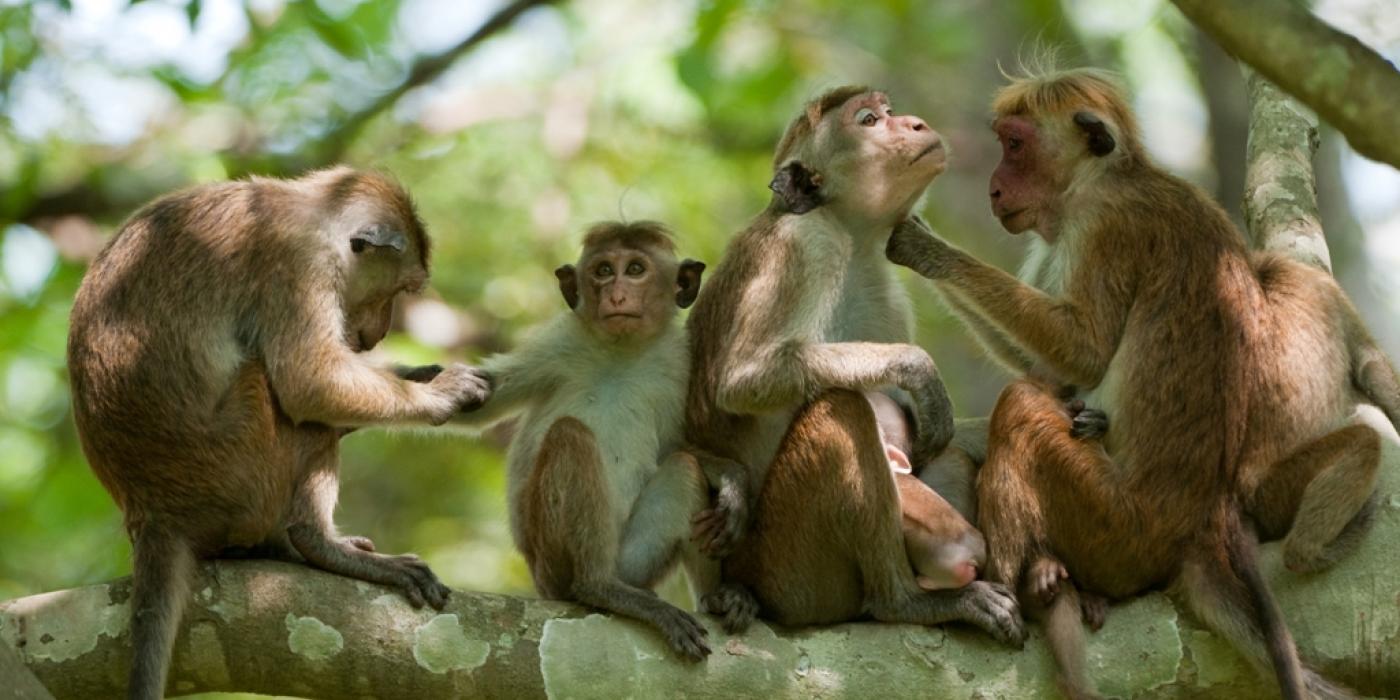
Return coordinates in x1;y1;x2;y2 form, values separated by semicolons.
1007;137;1023;153
351;238;367;253
596;263;614;276
856;108;877;127
626;261;646;275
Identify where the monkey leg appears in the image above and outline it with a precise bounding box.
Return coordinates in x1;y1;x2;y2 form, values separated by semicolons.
1247;423;1381;573
727;389;1024;646
617;451;710;590
977;379;1145;596
286;428;450;610
525;418;710;661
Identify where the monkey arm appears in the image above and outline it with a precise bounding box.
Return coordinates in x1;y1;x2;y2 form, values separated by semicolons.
449;349;557;429
937;286;1036;375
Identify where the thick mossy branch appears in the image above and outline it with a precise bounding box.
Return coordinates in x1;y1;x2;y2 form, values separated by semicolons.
1173;0;1400;170
4;441;1400;699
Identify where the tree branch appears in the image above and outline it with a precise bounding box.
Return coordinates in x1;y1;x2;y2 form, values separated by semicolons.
1171;0;1400;170
1242;66;1330;270
6;475;1400;700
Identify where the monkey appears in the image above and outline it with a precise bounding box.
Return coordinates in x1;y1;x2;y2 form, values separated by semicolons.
66;167;492;699
450;221;748;661
682;85;1025;646
885;67;1398;699
867;390;986;590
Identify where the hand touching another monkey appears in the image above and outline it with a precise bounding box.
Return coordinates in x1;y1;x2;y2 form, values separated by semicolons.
68;167;486;700
451;222;743;660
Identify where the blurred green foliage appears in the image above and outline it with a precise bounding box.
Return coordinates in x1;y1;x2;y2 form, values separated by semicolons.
1;0;1394;651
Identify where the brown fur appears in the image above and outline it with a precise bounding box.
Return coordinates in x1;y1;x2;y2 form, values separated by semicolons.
684;88;1024;645
888;68;1389;699
68;167;487;699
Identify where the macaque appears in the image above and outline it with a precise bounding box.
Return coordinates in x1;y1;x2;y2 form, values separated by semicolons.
867;391;985;590
453;221;745;660
886;67;1395;699
684;86;1024;646
67;167;490;699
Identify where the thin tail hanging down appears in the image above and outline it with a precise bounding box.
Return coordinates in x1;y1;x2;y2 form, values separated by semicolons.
127;525;195;700
1179;508;1352;700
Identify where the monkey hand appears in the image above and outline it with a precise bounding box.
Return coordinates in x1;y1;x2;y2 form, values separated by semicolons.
1065;399;1109;441
691;478;749;559
898;347;956;465
886;216;956;279
954;580;1027;648
421;363;493;423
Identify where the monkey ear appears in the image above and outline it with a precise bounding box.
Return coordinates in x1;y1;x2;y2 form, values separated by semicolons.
554;264;580;309
1073;112;1116;157
676;259;706;309
768;161;825;215
350;224;408;254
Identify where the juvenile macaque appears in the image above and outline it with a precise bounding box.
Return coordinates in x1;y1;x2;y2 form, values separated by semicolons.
685;86;1024;646
867;391;985;590
886;67;1395;699
453;222;744;660
67;167;489;699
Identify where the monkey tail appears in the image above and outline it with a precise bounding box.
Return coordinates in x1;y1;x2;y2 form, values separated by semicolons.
1180;507;1352;700
127;524;195;700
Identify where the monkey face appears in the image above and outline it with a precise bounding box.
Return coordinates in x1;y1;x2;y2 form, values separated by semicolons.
341;225;428;353
818;92;946;224
575;245;678;342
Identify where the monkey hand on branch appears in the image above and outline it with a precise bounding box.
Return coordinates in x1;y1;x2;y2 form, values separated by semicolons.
67;167;489;700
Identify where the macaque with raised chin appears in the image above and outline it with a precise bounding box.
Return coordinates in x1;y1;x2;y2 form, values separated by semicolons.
683;86;1024;646
67;167;490;700
886;67;1395;700
452;221;747;661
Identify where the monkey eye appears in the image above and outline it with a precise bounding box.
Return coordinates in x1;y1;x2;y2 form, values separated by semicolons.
1006;137;1023;153
596;262;614;277
856;108;878;127
625;261;645;275
351;238;367;253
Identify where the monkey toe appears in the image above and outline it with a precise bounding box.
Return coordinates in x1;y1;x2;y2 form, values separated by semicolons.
702;583;759;634
1080;592;1109;632
961;581;1026;648
1026;557;1068;605
1282;538;1331;574
659;607;711;661
342;535;376;552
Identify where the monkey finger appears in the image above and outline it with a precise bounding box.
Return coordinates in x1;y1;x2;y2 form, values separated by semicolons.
1080;592;1108;632
1070;409;1109;440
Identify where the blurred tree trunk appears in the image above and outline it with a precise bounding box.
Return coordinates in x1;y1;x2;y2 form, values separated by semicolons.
1172;0;1400;169
1195;30;1248;229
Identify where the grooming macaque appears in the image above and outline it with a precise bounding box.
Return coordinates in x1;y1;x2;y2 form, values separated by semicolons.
453;222;744;660
685;86;1024;645
68;168;489;699
868;391;986;590
887;68;1397;699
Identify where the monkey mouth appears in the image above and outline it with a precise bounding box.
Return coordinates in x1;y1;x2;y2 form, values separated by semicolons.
603;312;643;320
910;141;945;165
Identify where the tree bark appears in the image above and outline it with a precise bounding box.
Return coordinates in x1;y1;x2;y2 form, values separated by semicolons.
1172;0;1400;170
1241;66;1330;269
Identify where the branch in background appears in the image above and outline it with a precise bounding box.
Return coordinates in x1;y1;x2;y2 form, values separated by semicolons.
1172;0;1400;170
14;0;558;227
1241;66;1330;271
307;0;559;167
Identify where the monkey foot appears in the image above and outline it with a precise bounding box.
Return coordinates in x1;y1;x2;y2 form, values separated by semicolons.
289;525;451;610
1026;556;1069;606
700;583;760;634
956;580;1027;648
1080;591;1108;632
654;604;712;661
